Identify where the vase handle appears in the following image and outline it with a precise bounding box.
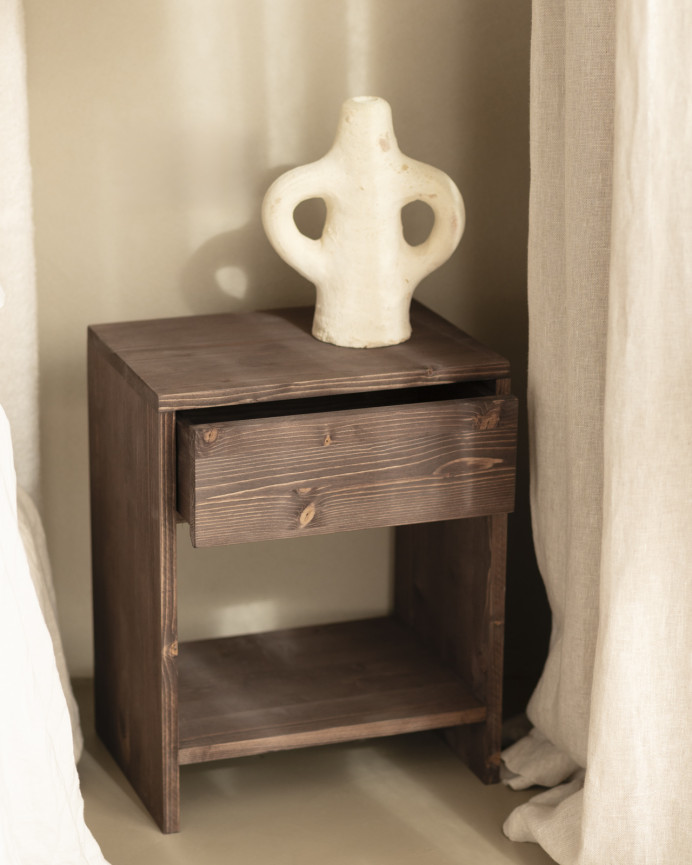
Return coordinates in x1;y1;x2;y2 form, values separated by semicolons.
401;165;465;284
262;164;326;284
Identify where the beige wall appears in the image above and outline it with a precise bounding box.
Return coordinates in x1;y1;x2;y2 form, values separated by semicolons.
25;1;533;677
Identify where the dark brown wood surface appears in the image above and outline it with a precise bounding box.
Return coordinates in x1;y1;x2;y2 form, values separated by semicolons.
88;332;180;832
394;513;507;783
88;304;516;831
177;395;517;546
88;302;510;412
177;617;486;765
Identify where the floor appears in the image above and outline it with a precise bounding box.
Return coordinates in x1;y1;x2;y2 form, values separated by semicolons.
75;682;555;865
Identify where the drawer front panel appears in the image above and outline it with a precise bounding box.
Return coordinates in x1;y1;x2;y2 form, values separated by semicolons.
177;396;517;547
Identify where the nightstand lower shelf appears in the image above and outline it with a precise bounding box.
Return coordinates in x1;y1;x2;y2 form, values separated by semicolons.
177;617;486;765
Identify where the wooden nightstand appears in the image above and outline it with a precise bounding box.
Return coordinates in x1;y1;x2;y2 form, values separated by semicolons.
88;302;517;833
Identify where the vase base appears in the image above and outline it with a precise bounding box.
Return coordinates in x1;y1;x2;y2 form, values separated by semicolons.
312;324;412;350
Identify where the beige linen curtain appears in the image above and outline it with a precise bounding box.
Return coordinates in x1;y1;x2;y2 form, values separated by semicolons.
502;1;692;863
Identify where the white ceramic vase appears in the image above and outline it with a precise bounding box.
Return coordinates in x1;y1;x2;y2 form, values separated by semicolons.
262;96;465;348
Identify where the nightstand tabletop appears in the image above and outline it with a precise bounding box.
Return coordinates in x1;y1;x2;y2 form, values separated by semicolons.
88;302;510;412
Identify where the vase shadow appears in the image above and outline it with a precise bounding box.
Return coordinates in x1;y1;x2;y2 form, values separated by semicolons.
180;167;320;318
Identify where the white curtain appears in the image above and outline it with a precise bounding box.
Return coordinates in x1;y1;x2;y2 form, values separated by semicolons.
0;0;39;500
1;1;107;861
502;2;692;863
0;408;107;865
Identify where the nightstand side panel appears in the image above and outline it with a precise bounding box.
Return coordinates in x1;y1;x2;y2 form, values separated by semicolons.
88;332;180;832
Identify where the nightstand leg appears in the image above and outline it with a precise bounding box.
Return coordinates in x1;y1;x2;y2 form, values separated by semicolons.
88;340;180;832
395;514;507;782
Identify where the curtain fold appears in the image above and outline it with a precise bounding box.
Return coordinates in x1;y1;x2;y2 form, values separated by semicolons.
1;0;83;757
0;0;39;499
503;1;692;862
1;1;106;862
0;407;107;865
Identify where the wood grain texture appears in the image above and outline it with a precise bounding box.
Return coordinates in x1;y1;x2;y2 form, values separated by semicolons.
178;395;517;547
88;302;510;411
88;304;516;831
495;376;511;396
394;513;507;783
88;331;180;832
177;617;486;765
393;381;511;782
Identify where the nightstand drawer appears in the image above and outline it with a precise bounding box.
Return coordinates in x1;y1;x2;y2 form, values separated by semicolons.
177;393;517;547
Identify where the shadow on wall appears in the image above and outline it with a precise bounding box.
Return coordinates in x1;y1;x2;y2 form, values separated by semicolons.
180;168;321;315
181;173;436;315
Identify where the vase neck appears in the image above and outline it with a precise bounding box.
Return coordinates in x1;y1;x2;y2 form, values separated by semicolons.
330;97;400;163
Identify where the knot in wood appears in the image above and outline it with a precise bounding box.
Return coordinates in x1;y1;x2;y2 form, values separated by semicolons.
323;433;332;446
474;404;501;431
299;502;316;527
202;427;219;444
